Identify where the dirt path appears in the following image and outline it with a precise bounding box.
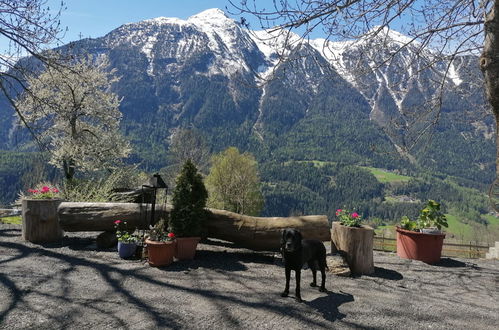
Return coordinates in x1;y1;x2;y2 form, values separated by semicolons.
0;224;498;329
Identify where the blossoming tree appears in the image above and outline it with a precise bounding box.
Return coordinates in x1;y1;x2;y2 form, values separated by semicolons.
15;55;131;180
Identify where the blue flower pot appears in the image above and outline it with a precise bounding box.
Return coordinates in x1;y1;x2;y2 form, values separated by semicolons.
118;242;137;259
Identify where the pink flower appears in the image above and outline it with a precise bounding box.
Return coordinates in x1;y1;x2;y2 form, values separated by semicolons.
52;188;59;193
41;186;50;193
114;220;122;224
28;189;35;193
336;209;342;213
33;189;39;193
351;212;359;218
168;232;175;238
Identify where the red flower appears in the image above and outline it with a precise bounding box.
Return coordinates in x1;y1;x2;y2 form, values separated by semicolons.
33;189;39;193
28;189;35;193
41;186;50;193
114;220;122;224
167;232;175;238
351;212;359;218
52;188;59;193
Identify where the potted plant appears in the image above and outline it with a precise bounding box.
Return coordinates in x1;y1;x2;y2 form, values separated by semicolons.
145;218;176;266
169;160;208;260
396;200;448;264
331;209;374;275
114;220;138;259
21;184;63;243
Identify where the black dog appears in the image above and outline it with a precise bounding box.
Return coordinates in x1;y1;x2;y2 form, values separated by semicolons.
280;228;327;302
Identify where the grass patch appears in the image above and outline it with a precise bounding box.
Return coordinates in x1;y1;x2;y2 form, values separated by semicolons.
0;216;21;225
482;214;499;226
361;167;411;183
442;214;476;242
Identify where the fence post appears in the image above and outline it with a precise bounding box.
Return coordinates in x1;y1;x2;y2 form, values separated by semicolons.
382;232;385;251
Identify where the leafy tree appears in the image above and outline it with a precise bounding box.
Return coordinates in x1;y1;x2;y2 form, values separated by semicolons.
206;147;264;216
15;55;131;180
170;160;208;237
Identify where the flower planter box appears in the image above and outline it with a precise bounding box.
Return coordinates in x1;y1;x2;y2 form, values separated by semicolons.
396;227;445;264
22;199;63;243
331;222;374;275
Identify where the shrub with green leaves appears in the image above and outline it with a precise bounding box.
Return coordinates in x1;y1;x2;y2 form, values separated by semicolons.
169;160;208;237
400;200;448;231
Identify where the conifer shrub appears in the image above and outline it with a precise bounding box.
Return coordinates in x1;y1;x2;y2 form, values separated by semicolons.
169;160;208;237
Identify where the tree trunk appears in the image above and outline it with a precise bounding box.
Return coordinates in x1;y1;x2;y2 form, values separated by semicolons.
204;208;330;251
22;199;63;243
57;202;330;250
331;222;374;275
480;1;499;181
58;202;165;231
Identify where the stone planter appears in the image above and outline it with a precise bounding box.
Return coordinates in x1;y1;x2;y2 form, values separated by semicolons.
331;222;374;275
396;227;445;264
22;199;63;243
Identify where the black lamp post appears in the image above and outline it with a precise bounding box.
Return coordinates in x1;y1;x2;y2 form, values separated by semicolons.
142;173;168;227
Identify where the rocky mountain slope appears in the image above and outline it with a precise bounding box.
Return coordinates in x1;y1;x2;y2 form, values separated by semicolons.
0;8;494;184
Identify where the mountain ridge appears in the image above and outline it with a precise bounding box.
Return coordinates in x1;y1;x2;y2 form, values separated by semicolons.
0;8;494;186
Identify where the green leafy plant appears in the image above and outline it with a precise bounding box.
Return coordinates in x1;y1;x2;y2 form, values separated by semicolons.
400;216;418;231
400;200;448;232
336;208;362;227
114;220;137;243
418;200;448;230
146;218;175;242
170;160;208;237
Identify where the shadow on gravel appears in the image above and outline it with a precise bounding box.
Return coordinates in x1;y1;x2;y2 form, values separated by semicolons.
0;240;182;328
365;267;403;280
0;239;353;328
0;228;19;238
306;290;354;322
434;258;469;268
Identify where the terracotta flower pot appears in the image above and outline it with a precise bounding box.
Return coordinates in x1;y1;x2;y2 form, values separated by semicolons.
145;239;176;266
175;237;200;260
396;227;445;264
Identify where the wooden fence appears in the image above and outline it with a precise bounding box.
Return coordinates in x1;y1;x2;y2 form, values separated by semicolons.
374;235;491;259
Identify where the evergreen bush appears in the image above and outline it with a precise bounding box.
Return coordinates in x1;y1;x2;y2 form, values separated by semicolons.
170;160;208;237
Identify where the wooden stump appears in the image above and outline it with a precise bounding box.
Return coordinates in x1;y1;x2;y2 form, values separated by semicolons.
331;222;374;275
22;199;63;243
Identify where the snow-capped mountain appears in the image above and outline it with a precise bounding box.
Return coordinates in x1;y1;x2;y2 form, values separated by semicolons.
0;8;494;184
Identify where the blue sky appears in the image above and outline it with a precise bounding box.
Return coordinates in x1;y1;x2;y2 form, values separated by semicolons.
0;1;245;52
53;0;239;44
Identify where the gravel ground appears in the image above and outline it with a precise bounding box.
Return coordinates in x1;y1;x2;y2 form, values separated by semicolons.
1;224;498;329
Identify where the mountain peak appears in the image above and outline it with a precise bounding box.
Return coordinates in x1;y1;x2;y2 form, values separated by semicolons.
188;8;229;22
364;26;414;45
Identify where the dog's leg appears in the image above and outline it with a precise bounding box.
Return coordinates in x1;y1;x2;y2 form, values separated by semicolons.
308;260;317;287
319;257;327;292
295;269;302;302
281;267;290;297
